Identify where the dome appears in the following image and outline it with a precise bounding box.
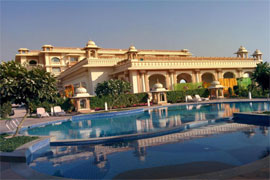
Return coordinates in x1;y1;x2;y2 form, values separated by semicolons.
153;82;163;89
252;49;262;55
211;81;220;86
85;40;98;48
128;45;137;52
76;86;87;94
236;46;248;53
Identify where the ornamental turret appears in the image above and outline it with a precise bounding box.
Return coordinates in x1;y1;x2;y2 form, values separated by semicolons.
84;40;100;58
127;45;138;60
252;49;262;60
235;46;248;58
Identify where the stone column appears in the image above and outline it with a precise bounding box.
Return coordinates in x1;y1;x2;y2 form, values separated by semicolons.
140;71;146;92
216;69;222;80
145;73;150;92
129;70;138;93
165;72;170;90
195;69;200;83
236;68;243;78
169;70;175;90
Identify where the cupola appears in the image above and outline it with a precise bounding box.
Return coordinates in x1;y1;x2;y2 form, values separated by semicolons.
42;45;53;51
18;48;29;54
127;45;138;60
84;40;100;58
235;46;248;58
252;49;262;60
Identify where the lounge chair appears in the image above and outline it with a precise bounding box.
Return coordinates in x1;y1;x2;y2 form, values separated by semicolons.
37;107;50;118
195;94;209;101
194;95;202;102
52;106;66;116
186;95;194;102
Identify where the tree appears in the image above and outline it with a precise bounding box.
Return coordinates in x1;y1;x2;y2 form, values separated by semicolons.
0;61;58;136
252;62;270;92
95;79;131;109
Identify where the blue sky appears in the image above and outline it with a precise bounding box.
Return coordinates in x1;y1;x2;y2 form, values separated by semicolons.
0;0;269;62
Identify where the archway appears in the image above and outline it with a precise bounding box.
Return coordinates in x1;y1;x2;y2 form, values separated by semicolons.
177;73;192;83
149;74;166;90
29;60;37;66
243;71;253;78
201;73;215;83
223;72;235;79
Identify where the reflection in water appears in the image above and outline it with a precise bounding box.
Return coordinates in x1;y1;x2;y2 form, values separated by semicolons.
28;124;269;180
25;102;270;140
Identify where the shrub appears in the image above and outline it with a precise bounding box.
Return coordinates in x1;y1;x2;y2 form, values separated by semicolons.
90;93;148;110
167;88;209;103
228;87;233;97
0;101;12;118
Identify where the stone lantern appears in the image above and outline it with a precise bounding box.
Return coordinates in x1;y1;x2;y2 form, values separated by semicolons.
208;81;224;99
71;84;94;113
151;81;168;105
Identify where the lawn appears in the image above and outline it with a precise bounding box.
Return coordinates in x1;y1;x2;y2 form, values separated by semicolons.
0;134;38;152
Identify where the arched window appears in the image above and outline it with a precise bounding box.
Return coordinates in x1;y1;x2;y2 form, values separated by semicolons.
51;57;60;63
29;60;37;66
223;72;235;79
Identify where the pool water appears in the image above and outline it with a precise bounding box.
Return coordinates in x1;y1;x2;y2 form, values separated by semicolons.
28;125;270;179
24;102;270;140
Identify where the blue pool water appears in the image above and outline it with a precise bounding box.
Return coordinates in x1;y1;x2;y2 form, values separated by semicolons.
24;102;270;140
27;102;270;179
28;125;270;179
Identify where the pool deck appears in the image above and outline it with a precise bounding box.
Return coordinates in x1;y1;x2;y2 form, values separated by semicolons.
0;98;269;179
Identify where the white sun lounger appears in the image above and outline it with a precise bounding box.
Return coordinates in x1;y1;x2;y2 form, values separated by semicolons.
37;107;50;118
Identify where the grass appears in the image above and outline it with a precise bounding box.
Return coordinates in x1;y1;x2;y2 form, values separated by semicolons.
0;117;11;121
0;134;39;152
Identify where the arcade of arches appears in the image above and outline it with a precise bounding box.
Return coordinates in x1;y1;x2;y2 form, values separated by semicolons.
128;69;249;93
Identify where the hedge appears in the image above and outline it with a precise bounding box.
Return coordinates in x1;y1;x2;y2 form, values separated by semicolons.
90;93;148;110
174;82;203;91
166;88;209;103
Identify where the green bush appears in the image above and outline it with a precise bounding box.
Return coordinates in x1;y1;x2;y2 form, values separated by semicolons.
28;96;75;115
0;101;12;118
166;88;209;103
174;82;203;91
0;134;38;152
90;93;148;110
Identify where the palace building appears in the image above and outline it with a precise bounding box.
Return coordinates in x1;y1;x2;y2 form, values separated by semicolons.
15;40;263;95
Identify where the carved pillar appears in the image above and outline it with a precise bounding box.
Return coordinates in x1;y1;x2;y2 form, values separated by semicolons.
169;70;175;90
216;69;222;80
195;69;201;83
140;71;146;92
236;68;243;78
165;72;170;90
145;73;150;92
137;72;142;92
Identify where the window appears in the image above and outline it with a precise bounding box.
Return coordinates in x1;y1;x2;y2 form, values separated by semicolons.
52;67;61;73
51;57;60;63
70;57;78;62
29;60;37;66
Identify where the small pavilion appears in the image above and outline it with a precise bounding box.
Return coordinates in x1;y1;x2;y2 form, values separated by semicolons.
208;81;224;99
151;80;168;105
72;83;94;113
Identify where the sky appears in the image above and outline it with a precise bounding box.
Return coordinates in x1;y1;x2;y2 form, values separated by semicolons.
0;0;269;62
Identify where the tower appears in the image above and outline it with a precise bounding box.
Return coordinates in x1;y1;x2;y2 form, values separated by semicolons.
84;40;100;59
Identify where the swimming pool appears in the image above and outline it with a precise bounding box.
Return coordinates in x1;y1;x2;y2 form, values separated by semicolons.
28;124;269;179
26;101;270;179
24;102;270;141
